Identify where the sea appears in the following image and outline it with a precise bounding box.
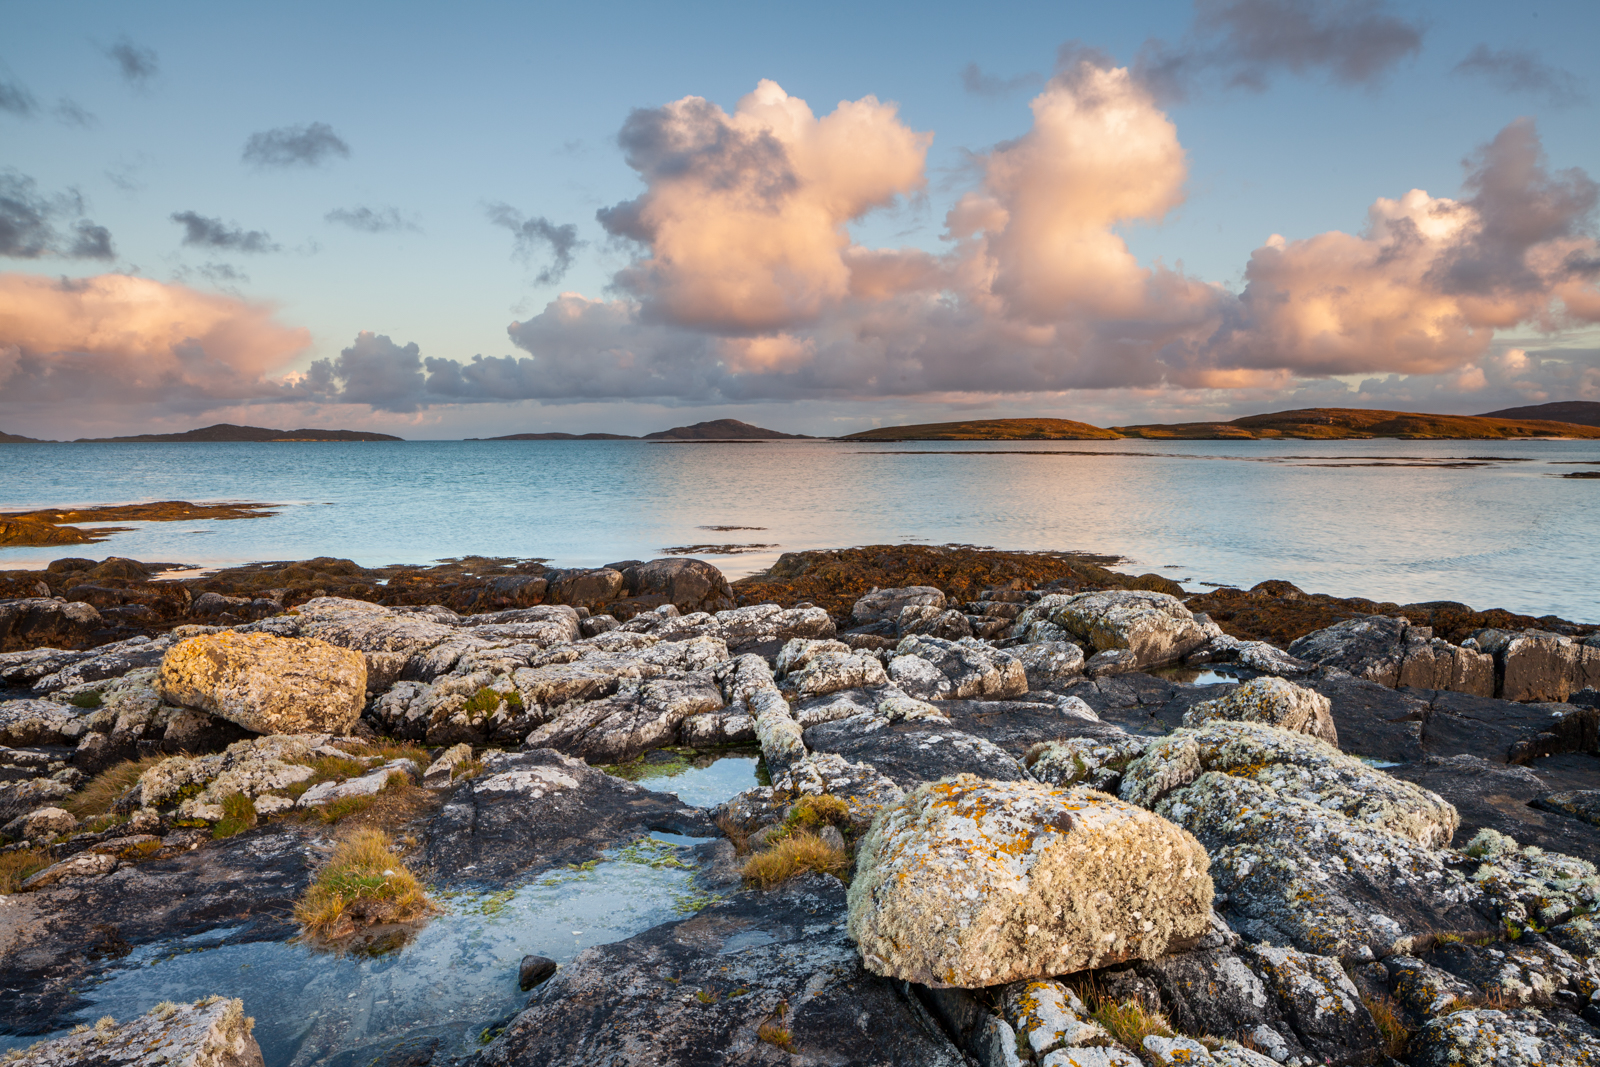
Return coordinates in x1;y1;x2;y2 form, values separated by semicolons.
2;437;1598;623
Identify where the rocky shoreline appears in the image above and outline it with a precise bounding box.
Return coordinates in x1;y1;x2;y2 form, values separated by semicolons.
2;546;1598;1067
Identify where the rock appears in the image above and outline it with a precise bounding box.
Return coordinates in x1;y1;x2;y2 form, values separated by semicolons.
543;566;625;607
1132;948;1309;1064
1121;720;1479;960
1;804;76;839
847;774;1214;986
999;980;1116;1061
1490;629;1600;703
1086;649;1141;676
1460;828;1600;930
0;776;74;824
891;635;1028;700
803;719;1030;788
423;742;475;789
712;602;834;654
0;698;82;747
5;997;264;1067
156;631;367;735
1019;591;1208;669
420;749;715;885
1410;1007;1600;1066
0;597;103;652
1288;615;1411;685
1536;790;1600;828
297;760;418;807
1015;640;1087;688
1307;675;1428;763
253;794;294;817
1389;756;1600;863
518;954;558;991
1244;943;1384;1064
1385;954;1481;1017
612;557;737;616
853;585;946;625
1181;676;1338;744
522;671;725;761
19;850;120;891
473;874;968;1067
783;649;889;697
1026;733;1151;794
716;751;905;837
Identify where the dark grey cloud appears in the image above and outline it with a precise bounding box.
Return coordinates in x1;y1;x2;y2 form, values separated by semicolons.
1136;0;1424;101
107;38;158;86
169;211;280;253
298;332;427;411
959;63;1043;98
52;99;96;127
325;205;419;233
241;122;350;169
0;170;115;259
0;78;37;116
1452;46;1587;108
485;203;580;284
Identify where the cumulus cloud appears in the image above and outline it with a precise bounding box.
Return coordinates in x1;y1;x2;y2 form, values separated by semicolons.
170;211;279;253
107;37;158;87
325;205;419;234
0;273;310;410
1452;46;1587;108
242;122;350;169
960;63;1042;98
0;171;116;260
1136;0;1424;101
484;204;579;284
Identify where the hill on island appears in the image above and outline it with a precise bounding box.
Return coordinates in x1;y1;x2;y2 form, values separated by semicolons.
644;419;811;440
1115;407;1600;440
842;418;1121;441
1478;401;1600;427
75;423;404;443
0;430;44;443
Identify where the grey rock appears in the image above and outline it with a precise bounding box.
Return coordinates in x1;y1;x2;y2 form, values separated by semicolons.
1134;949;1309;1065
1536;790;1600;828
1389;756;1600;864
5;997;264;1067
891;635;1028;700
1243;943;1384;1065
518;954;558;991
852;585;946;625
802;717;1029;788
1410;1007;1600;1066
0;597;103;653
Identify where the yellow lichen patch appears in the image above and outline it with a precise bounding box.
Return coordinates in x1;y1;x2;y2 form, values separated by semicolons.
293;828;433;940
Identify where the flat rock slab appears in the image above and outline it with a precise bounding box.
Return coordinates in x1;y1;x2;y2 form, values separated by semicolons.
1416;688;1569;762
1389;755;1600;864
801;718;1029;788
929;698;1126;759
1059;674;1219;736
472;873;967;1067
0;827;317;1035
420;748;717;885
7;997;264;1067
1306;676;1428;763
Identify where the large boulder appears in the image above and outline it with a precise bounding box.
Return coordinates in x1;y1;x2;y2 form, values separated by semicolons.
1181;676;1338;744
5;997;264;1067
1121;721;1478;960
1019;591;1208;669
1288;616;1496;698
156;631;367;735
847;775;1214;986
1474;628;1600;703
606;557;737;617
0;597;103;653
852;585;946;625
889;635;1028;700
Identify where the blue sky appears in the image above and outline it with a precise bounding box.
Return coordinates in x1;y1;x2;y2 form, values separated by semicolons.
3;0;1598;438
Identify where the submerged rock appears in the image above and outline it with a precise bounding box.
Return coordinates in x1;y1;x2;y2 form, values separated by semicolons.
847;775;1213;986
156;631;367;735
5;997;264;1067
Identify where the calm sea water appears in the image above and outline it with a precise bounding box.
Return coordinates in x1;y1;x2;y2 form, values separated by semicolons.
2;439;1597;622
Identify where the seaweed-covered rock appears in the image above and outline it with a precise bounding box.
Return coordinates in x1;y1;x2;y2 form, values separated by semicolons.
5;997;264;1067
0;597;102;653
1410;1007;1600;1066
847;775;1213;986
1121;721;1478;959
156;631;366;735
1018;591;1207;669
1181;677;1337;745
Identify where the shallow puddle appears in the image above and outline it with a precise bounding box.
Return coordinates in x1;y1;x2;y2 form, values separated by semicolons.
2;835;711;1067
610;749;762;807
1151;666;1242;686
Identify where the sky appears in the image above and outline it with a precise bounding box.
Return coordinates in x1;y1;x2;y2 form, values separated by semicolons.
2;0;1599;439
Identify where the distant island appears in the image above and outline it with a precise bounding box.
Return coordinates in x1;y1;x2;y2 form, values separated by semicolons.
842;418;1119;442
1478;400;1600;427
74;423;405;443
481;419;812;441
1113;407;1600;440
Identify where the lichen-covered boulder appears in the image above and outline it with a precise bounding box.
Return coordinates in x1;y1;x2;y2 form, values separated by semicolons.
847;775;1213;987
890;635;1028;700
156;631;366;735
1026;733;1151;794
5;997;263;1067
1410;1007;1600;1067
1017;591;1207;669
1121;721;1476;959
0;597;102;653
1;805;76;840
852;585;946;625
1181;677;1337;744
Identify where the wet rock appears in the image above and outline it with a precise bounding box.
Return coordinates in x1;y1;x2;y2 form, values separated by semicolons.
891;635;1028;700
474;873;966;1067
1181;676;1337;744
0;597;103;653
1420;689;1573;763
6;997;264;1067
157;631;367;735
420;748;715;885
847;775;1213;986
1121;721;1479;959
1244;943;1384;1064
1410;1007;1600;1066
518;954;558;991
1018;590;1208;669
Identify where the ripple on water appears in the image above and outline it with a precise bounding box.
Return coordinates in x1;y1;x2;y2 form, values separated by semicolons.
0;836;710;1067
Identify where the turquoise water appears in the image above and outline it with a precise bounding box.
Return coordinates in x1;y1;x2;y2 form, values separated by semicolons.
2;438;1597;621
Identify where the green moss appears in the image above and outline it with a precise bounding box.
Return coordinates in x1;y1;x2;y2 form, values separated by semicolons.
461;687;521;717
211;792;258;839
67;690;103;709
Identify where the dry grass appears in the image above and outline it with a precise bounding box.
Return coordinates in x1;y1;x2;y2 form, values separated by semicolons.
1361;992;1412;1057
210;793;257;839
339;741;431;765
715;814;754;854
1088;997;1176;1049
63;755;169;817
0;848;52;893
741;831;848;889
785;794;849;830
293;828;433;940
756;1001;795;1051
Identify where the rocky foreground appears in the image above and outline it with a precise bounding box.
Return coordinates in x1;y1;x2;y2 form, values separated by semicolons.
2;548;1599;1067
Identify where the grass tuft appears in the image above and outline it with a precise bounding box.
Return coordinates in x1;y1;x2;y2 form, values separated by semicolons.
462;687;521;717
1361;992;1412;1058
741;830;848;889
756;1001;795;1051
210;792;258;839
66;691;102;709
785;794;850;830
293;828;433;940
0;848;52;894
63;755;169;817
715;814;754;854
